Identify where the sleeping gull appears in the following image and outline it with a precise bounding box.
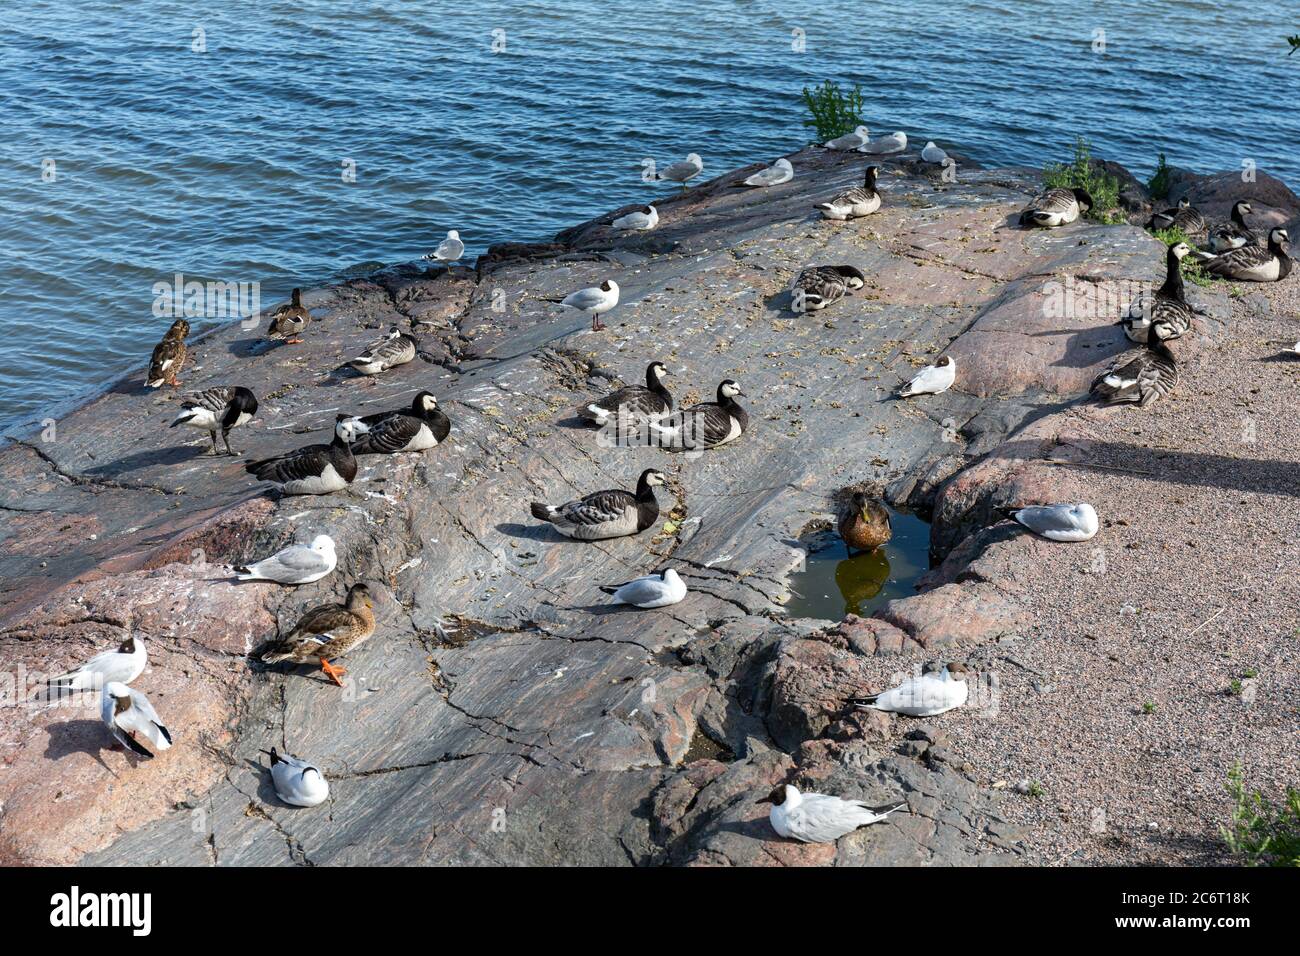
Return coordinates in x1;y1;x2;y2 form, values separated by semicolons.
898;355;955;396
860;131;907;155
101;682;172;758
824;125;870;151
743;158;794;187
654;153;703;189
1000;503;1099;542
599;568;687;608
612;205;658;231
235;534;337;585
853;662;971;716
921;141;949;164
263;747;330;807
758;784;907;843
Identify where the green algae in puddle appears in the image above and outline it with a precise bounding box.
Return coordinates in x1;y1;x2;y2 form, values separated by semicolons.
784;508;931;621
683;728;734;764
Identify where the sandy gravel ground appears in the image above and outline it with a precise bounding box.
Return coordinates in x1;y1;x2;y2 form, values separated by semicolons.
945;279;1300;865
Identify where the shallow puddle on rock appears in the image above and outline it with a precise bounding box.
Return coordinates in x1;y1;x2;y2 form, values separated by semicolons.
784;508;931;621
683;728;734;764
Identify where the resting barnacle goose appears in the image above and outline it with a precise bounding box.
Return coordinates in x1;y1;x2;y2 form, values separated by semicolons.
169;385;259;455
245;414;361;495
578;361;673;427
1194;227;1291;282
347;390;450;455
1120;242;1196;343
1207;200;1258;252
791;265;867;312
349;326;418;378
646;379;748;451
530;467;667;540
1018;187;1092;227
816;165;881;220
268;288;311;344
1146;197;1206;234
146;319;190;389
1090;317;1179;407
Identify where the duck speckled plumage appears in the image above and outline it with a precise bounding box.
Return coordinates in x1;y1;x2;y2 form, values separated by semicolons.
268;288;311;343
146;319;190;388
838;491;892;552
260;582;377;686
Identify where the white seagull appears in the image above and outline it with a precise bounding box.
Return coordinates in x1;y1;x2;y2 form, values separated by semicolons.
654;153;703;189
612;205;658;231
599;568;687;608
101;682;172;758
235;534;337;585
1000;503;1099;542
556;279;619;332
743;158;794;187
36;636;147;702
758;784;907;843
898;355;955;396
263;747;330;807
854;663;971;717
921;141;949;164
824;125;870;151
424;230;464;271
861;131;907;155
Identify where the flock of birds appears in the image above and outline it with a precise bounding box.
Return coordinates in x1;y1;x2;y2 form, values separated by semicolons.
46;127;1293;844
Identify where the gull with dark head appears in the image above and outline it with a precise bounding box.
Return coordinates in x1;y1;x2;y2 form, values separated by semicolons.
757;784;907;843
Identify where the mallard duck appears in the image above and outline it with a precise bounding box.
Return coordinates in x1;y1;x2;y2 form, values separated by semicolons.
1146;196;1206;234
245;415;361;495
268;288;310;344
1195;227;1291;282
578;361;673;427
36;636;146;702
853;662;972;716
349;326;418;378
791;265;867;311
101;682;172;758
654;153;703;188
646;379;748;450
1091;317;1179;407
347;390;450;454
146;319;190;388
612;205;658;231
235;534;337;585
260;582;377;686
824;126;870;151
1207;200;1258;252
551;279;619;332
1019;187;1092;227
898;355;956;396
1120;242;1196;342
817;165;881;220
263;748;329;807
530;468;666;540
743;158;794;187
757;785;907;843
169;385;259;455
999;503;1099;542
838;491;892;552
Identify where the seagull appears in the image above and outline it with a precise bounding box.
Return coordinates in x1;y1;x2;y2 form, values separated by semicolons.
999;503;1099;542
424;230;464;271
921;141;948;164
757;784;907;843
824;126;870;151
35;636;147;702
263;747;330;807
600;568;687;608
101;682;172;758
860;131;907;155
552;279;619;332
612;205;658;231
898;355;955;396
654;153;703;189
169;385;259;456
743;158;794;187
235;534;337;585
853;663;971;716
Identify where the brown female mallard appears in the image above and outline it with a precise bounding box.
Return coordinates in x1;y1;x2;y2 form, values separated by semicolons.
146;319;190;388
260;583;376;686
268;288;310;344
838;491;892;553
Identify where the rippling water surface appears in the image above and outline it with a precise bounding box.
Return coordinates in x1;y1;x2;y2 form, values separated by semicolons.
1;0;1295;432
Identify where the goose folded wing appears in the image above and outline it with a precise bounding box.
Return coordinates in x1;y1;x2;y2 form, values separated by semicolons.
561;490;636;525
247;444;330;482
352;413;421;453
186;386;235;412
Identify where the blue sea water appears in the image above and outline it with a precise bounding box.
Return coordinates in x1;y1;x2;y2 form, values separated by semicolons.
1;0;1296;433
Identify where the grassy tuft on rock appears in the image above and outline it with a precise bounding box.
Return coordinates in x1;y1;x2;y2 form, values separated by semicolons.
1148;152;1172;201
1150;226;1213;287
801;80;865;142
1042;136;1125;224
1221;764;1300;866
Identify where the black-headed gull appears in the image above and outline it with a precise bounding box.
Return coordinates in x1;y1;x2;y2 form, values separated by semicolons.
558;279;619;331
600;568;687;608
898;355;955;397
236;534;337;585
1000;503;1099;542
37;636;147;702
758;784;906;842
854;663;971;716
101;682;172;758
612;205;658;231
263;747;330;807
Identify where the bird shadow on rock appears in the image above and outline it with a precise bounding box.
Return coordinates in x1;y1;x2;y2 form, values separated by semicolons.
83;443;208;477
1257;351;1299;363
227;336;277;359
43;718;125;771
495;521;561;543
762;289;796;314
1026;325;1128;370
554;414;594;431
